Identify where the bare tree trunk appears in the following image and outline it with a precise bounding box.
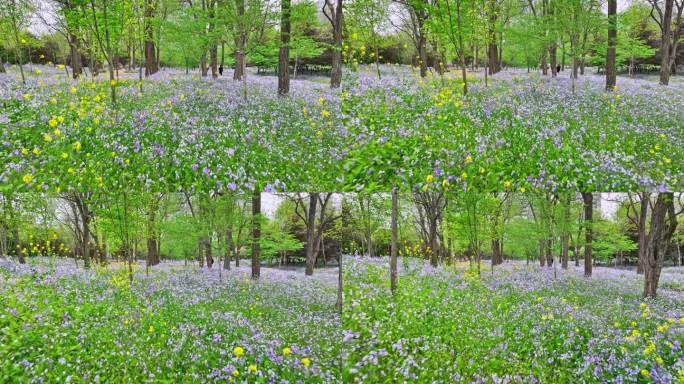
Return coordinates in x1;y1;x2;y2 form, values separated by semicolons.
658;0;675;85
277;0;291;96
637;193;649;274
305;193;318;276
390;188;398;294
492;238;502;266
233;0;246;81
144;0;158;76
605;0;617;90
0;55;5;73
582;192;593;277
251;191;261;280
224;227;232;270
336;253;343;312
643;193;677;298
324;0;343;88
69;35;82;79
561;234;569;269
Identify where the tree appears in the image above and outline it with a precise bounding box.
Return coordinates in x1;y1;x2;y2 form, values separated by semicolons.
323;0;343;88
582;192;593;277
346;0;389;79
642;193;679;298
0;0;32;84
646;0;684;85
251;190;261;280
394;0;430;77
413;191;447;267
431;0;470;94
605;0;617;91
390;189;398;294
278;0;291;96
144;0;159;76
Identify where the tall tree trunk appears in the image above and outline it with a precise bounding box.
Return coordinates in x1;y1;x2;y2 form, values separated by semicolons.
277;0;291;96
144;0;158;76
390;188;398;294
147;238;159;267
336;253;343;312
204;236;213;268
492;238;502;266
69;35;82;79
200;53;208;77
561;234;569;269
637;193;649;274
605;0;617;90
658;0;674;85
488;42;499;75
0;55;5;73
582;192;593;277
208;0;218;79
233;0;246;81
429;219;439;267
643;193;677;298
326;0;343;88
251;191;261;280
224;227;233;270
210;46;218;79
305;193;318;276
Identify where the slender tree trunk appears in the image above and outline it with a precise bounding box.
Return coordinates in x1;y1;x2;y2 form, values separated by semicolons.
233;0;246;81
429;219;439;267
305;193;318;276
390;189;398;294
210;46;218;79
251;191;261;280
637;193;649;274
605;0;617;90
328;0;343;88
582;192;593;277
561;233;569;269
643;193;677;298
224;227;232;270
336;252;343;312
205;236;214;268
144;0;158;76
0;55;5;73
658;0;674;85
69;35;82;79
277;0;291;96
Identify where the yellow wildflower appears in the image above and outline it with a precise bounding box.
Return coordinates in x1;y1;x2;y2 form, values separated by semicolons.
301;357;311;368
233;346;244;357
248;364;257;374
22;174;34;184
283;347;292;356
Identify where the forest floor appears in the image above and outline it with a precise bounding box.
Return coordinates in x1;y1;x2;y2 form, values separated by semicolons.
342;256;684;383
2;64;683;191
0;257;341;383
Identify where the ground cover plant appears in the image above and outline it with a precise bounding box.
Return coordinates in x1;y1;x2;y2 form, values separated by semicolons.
341;69;684;192
0;258;341;383
0;67;342;192
342;256;684;383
